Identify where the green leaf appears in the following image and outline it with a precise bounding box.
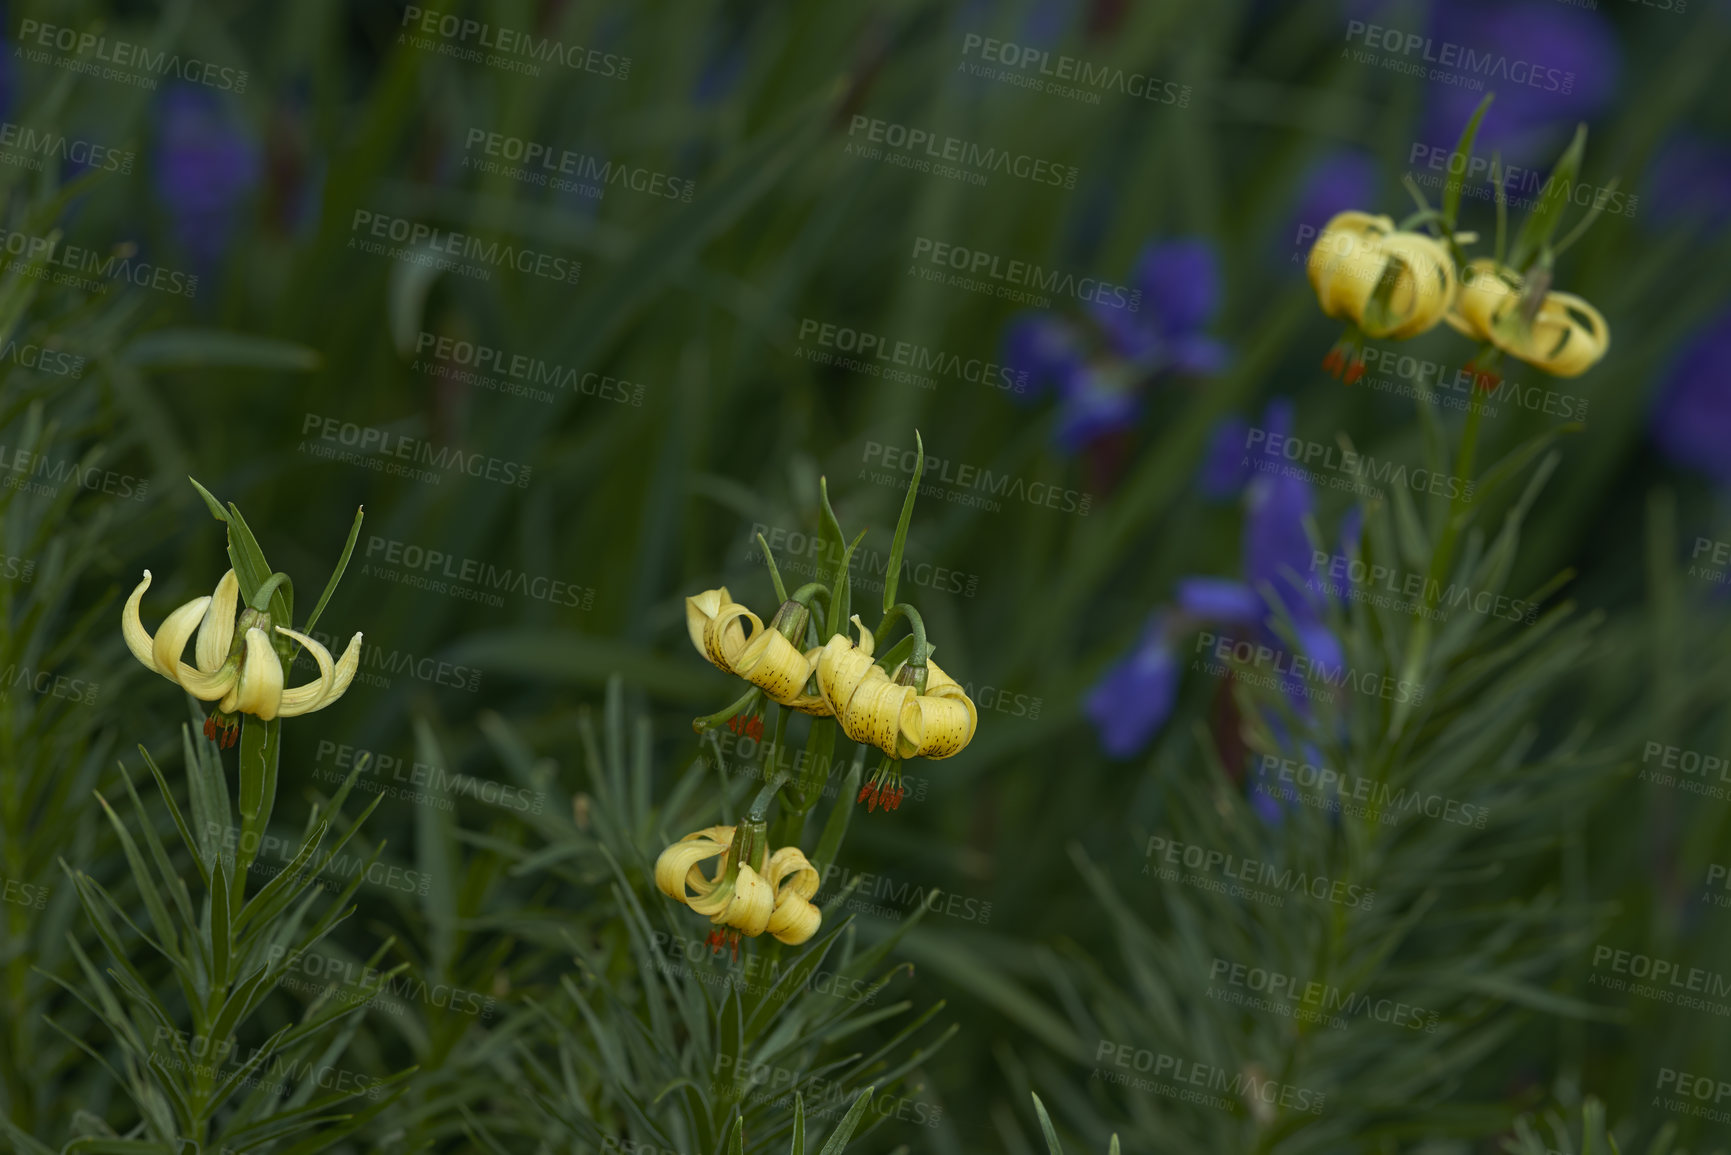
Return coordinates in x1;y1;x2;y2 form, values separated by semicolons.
1032;1091;1065;1154
94;793;179;958
1508;124;1587;270
302;504;366;634
816;1086;875;1155
883;428;925;613
792;1092;807;1155
1442;94;1494;234
120;328;322;371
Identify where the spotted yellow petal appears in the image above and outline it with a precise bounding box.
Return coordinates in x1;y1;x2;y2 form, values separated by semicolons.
685;587;732;656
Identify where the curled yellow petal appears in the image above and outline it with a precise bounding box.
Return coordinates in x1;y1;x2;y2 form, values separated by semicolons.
721;863;774;937
703;602;759;673
123;571;159;673
274;626;338;717
685;587;732;657
151;596;213;684
195;570;239;672
732;628;812;703
225;629;285;720
655;826;733;904
1307;211;1455;340
1446;260;1609;377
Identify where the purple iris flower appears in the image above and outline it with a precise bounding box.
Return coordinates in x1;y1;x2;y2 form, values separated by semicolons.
1423;1;1621;164
1651;310;1731;487
1197;416;1254;499
1084;611;1181;759
1003;239;1228;451
153;83;260;275
1088;399;1349;759
1287;150;1378;252
1645;137;1731;233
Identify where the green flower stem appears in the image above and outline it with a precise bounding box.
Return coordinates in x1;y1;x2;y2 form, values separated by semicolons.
1388;355;1494;742
249;571;292;614
748;769;789;823
693;686;761;734
757;534;789;603
876;602;928;666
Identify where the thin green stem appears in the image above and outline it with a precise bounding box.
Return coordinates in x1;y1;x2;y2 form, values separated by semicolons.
693;686;761;734
876;602;929;665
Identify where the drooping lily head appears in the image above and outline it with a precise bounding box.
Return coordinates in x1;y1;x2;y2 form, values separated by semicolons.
654;821;821;951
123;569;362;745
1444;258;1609;378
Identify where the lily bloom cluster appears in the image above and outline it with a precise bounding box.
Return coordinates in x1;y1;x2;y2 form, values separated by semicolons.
657;573;979;953
1307;210;1608;383
124;569;362;746
686;587;978;797
655;823;819;950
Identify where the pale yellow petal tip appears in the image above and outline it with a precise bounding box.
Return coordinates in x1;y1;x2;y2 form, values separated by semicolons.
123;571;159;673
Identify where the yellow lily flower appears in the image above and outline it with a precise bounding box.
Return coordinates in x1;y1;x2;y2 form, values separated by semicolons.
814;617;979;765
1308;212;1458;382
686;587;831;715
1444;258;1609;378
123;569;363;745
654;823;822;948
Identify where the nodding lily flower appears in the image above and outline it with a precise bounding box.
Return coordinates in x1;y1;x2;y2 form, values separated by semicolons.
123;569;362;746
1445;259;1609;378
685;587;831;714
655;822;821;952
814;617;978;762
1307;211;1457;382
